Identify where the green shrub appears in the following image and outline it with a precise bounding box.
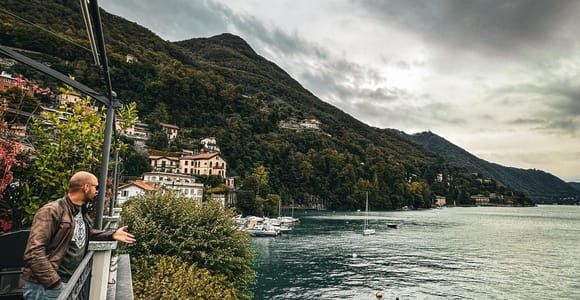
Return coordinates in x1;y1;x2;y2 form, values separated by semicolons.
132;255;237;300
122;192;255;299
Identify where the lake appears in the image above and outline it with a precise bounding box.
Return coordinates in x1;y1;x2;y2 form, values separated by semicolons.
252;206;580;299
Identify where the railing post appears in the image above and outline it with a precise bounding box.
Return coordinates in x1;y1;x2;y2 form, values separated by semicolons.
88;241;117;300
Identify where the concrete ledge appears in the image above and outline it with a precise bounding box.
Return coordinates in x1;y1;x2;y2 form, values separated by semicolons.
89;241;118;251
114;255;133;300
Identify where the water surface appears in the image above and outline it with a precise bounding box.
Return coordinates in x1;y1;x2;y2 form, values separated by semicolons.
252;206;580;299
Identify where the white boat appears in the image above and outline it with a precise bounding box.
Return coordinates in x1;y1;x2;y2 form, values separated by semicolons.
363;192;375;235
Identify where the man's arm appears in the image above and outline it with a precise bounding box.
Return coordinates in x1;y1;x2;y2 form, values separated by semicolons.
89;226;135;244
23;207;61;288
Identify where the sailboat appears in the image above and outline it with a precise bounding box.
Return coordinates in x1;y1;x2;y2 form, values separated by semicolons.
363;191;376;235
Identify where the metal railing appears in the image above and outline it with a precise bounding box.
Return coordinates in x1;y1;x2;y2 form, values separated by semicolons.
57;251;94;300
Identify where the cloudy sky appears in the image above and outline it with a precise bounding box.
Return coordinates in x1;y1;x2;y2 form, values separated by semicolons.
100;0;580;182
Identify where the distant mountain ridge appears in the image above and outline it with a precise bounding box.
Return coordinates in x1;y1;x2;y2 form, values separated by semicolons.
569;182;580;192
407;131;579;203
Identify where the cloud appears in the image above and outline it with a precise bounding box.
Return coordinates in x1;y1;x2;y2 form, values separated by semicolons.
354;0;580;56
496;76;580;136
101;0;230;40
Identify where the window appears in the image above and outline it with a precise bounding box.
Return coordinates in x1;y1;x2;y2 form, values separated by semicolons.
184;168;188;174
185;161;189;166
209;161;213;167
121;191;128;197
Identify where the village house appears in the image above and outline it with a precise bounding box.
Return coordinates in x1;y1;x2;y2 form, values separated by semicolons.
180;152;227;178
125;54;138;63
434;195;447;207
149;154;180;173
299;118;321;129
56;91;83;106
471;194;490;205
0;71;31;95
200;137;220;153
160;122;179;141
117;180;158;205
143;172;204;203
118;122;149;140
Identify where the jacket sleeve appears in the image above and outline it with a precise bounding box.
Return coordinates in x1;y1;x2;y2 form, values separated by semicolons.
23;206;61;288
89;228;114;241
86;214;115;241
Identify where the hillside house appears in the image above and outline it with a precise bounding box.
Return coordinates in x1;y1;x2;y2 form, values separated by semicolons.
471;194;490;205
180;152;227;178
160;122;179;141
299;118;321;129
434;196;446;207
125;54;138;63
0;71;31;95
56;91;83;106
200;137;220;153
149;155;180;173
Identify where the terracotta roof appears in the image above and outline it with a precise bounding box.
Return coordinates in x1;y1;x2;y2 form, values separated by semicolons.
182;152;221;160
119;180;159;192
160;122;179;129
149;155;179;161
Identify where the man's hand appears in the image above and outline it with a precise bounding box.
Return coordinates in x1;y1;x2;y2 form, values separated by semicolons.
113;226;136;244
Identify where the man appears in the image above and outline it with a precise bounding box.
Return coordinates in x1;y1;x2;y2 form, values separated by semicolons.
21;171;136;299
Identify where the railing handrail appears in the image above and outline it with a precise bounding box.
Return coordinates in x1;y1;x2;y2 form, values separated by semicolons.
57;250;94;300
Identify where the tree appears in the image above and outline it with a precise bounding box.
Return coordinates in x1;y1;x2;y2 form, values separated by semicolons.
122;151;151;177
18;98;137;225
248;165;269;196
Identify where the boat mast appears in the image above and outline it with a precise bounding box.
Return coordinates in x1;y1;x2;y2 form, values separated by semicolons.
365;191;369;229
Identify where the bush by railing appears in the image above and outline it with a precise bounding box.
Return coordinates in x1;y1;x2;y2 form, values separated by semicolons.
121;191;255;299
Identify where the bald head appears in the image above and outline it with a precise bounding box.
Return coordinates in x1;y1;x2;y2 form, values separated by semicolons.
68;171;98;193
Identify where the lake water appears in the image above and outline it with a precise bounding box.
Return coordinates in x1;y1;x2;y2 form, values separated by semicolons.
252;206;580;299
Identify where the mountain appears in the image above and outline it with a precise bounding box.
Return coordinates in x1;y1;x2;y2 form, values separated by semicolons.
569;182;580;192
1;0;534;209
407;131;579;203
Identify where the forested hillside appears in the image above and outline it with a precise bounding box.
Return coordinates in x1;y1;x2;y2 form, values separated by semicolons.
408;131;579;203
1;0;534;209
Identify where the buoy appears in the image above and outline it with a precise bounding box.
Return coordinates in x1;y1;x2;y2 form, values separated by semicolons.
375;291;383;299
352;253;357;258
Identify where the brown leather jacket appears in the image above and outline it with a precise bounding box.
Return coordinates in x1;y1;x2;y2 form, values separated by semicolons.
21;196;114;288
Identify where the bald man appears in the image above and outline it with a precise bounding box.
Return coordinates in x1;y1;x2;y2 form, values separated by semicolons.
21;171;135;300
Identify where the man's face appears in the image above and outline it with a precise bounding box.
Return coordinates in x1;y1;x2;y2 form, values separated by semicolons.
83;178;99;202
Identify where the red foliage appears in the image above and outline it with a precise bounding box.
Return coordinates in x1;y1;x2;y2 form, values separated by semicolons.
1;100;21;232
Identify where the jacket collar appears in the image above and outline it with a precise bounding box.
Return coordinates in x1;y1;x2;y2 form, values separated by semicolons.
64;195;82;215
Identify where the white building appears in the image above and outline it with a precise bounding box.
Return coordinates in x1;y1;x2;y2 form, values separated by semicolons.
160;123;179;141
471;194;490;205
125;54;138;63
200;137;220;153
117;180;158;205
143;172;204;203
